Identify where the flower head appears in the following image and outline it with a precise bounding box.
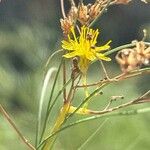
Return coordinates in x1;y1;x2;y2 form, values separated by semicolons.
62;26;111;74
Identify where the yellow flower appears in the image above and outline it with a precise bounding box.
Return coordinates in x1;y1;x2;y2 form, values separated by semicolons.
62;26;111;74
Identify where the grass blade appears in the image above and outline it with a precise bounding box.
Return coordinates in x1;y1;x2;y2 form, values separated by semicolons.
36;67;57;146
38;59;63;144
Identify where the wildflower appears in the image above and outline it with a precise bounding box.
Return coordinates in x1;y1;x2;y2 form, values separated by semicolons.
62;26;111;74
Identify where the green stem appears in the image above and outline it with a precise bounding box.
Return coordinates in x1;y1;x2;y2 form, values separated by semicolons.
67;83;108;119
42;102;71;150
104;42;150;56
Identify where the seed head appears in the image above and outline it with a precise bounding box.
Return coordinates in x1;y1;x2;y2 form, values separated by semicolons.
60;16;73;36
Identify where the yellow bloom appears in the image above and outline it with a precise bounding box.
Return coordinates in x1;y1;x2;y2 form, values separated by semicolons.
62;26;111;74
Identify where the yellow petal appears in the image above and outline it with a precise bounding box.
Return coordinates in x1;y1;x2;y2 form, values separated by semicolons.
62;40;75;51
96;53;111;61
63;51;77;58
95;40;112;52
85;51;96;61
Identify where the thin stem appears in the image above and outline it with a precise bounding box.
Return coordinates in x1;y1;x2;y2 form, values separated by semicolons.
76;67;150;88
88;90;150;115
66;79;74;103
67;83;108;119
104;42;150;56
0;104;35;150
63;60;67;102
48;78;72;114
99;60;110;79
71;74;82;102
60;0;66;18
139;90;150;99
45;49;63;69
77;119;108;150
89;98;150;115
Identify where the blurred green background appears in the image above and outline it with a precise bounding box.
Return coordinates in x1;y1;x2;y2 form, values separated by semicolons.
0;0;150;150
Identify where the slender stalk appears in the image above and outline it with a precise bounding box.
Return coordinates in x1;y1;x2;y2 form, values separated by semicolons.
63;60;67;102
67;83;108;119
66;79;74;103
88;98;150;115
82;74;90;108
104;42;150;56
60;0;66;18
48;78;72;114
0;104;35;150
39;59;63;144
99;60;110;79
76;67;150;88
71;74;82;102
45;49;63;69
77;119;108;150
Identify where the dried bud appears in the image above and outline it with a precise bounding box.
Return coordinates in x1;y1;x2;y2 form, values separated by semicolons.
68;6;78;21
115;0;132;4
78;3;89;25
116;49;140;73
60;16;73;36
135;41;150;65
116;41;150;73
77;2;111;25
89;3;102;19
